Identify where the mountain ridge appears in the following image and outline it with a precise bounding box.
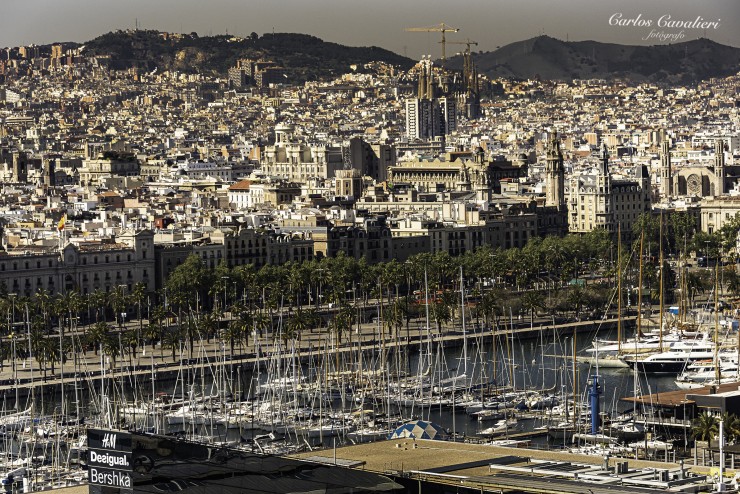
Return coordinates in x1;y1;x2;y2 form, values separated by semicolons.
446;35;740;83
80;30;415;82
31;31;740;84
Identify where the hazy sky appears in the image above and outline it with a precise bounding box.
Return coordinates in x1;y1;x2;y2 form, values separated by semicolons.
2;0;738;56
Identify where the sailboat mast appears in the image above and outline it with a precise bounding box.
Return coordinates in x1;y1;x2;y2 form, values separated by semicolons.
637;229;644;337
572;331;577;429
617;224;622;353
659;211;664;352
460;266;467;376
715;260;721;383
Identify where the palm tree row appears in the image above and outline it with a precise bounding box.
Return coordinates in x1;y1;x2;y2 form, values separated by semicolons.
1;213;735;376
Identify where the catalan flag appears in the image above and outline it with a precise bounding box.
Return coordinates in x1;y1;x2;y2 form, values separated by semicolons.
57;214;66;232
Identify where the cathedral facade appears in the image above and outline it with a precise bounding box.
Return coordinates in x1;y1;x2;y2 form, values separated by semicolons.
661;138;736;198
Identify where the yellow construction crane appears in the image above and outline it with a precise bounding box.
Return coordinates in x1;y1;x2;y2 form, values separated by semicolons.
448;38;478;57
405;23;459;66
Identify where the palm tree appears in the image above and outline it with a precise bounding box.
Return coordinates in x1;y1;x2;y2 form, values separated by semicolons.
286;308;313;342
198;310;220;342
87;322;111;355
88;290;108;323
565;286;587;319
223;320;245;354
162;327;183;363
101;334;120;370
520;290;545;327
692;412;718;442
143;322;162;351
131;282;147;348
330;304;355;346
686;271;711;307
724;414;740;444
122;328;139;365
34;289;53;333
431;298;452;334
253;311;270;340
209;262;232;313
386;299;406;338
233;264;257;307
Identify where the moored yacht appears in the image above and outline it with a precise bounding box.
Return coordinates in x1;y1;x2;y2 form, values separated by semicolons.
621;338;715;374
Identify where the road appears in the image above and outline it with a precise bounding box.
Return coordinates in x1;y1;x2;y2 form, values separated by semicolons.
0;313;636;399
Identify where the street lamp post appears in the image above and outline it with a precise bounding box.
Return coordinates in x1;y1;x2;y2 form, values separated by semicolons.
221;276;229;315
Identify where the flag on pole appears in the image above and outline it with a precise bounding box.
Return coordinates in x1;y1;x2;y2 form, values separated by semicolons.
57;214;66;232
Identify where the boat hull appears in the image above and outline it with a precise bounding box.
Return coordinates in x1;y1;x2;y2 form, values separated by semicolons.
579;356;629;368
625;360;689;375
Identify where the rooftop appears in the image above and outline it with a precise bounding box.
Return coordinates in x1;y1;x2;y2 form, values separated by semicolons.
622;380;740;408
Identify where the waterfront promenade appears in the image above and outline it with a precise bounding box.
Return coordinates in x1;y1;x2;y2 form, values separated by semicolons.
0;313;636;399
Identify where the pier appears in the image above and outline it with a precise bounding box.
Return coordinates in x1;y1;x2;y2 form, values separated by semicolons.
293;438;712;493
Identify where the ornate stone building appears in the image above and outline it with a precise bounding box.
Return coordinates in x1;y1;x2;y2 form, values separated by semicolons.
261;124;344;182
565;145;651;241
663;138;736;198
387;149;524;199
0;229;155;297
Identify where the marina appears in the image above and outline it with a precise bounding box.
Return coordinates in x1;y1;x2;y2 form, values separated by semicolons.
0;301;735;493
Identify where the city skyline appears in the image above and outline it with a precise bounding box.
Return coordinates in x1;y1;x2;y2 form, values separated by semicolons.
2;0;738;57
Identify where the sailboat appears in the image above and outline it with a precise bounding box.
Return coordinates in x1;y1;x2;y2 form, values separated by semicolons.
624;227;727;375
581;225;671;367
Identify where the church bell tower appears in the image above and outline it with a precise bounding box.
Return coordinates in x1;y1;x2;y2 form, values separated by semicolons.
545;132;565;208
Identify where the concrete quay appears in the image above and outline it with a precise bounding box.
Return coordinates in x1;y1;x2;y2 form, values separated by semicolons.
0;315;635;402
294;438;714;494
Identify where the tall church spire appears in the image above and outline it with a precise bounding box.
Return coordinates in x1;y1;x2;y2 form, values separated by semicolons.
714;138;726;195
660;137;672;198
601;143;609;176
545;132;565;208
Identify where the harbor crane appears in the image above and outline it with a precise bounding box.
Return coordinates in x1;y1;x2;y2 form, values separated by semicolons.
404;23;459;67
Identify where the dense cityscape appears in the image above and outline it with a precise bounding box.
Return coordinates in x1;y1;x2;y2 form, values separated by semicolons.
0;19;740;494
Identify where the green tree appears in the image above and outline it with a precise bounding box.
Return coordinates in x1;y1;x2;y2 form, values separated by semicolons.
692;412;718;442
87;322;111;355
162;327;183;363
671;212;696;257
431;296;453;333
210;262;233;313
131;282;148;348
520;290;545;327
166;254;211;355
89;290;108;323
